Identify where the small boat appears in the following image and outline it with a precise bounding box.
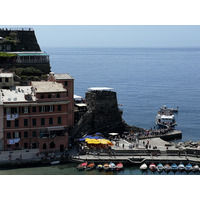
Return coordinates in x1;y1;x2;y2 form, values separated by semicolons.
185;163;193;172
103;163;110;171
86;163;95;171
171;163;178;172
50;160;60;165
149;163;156;172
140;163;148;171
156;163;164;172
109;162;116;171
96;164;103;171
77;162;87;170
164;164;171;172
160;105;179;113
116;162;123;171
192;165;200;172
178;163;185;172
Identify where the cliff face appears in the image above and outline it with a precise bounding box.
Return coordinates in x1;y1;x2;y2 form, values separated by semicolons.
0;28;41;52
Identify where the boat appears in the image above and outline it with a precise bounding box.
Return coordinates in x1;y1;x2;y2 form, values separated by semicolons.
116;162;123;171
96;164;103;171
109;162;116;171
192;165;200;172
185;163;193;172
156;163;164;172
171;163;178;172
86;163;95;171
77;162;87;170
140;163;148;171
178;163;185;172
156;110;177;129
149;163;156;172
164;164;171;172
50;160;60;165
160;105;179;113
103;163;110;171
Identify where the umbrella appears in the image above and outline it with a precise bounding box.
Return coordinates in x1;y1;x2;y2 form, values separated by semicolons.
108;133;119;136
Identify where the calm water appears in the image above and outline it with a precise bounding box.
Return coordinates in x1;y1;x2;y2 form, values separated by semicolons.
4;47;200;175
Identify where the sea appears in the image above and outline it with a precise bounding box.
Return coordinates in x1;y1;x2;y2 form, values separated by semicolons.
2;47;200;175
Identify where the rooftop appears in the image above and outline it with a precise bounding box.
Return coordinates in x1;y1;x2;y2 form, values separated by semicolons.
0;73;14;78
88;87;114;91
53;73;74;80
7;51;48;56
31;81;66;93
0;86;36;103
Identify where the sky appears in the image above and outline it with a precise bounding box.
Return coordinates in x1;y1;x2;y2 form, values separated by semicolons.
1;25;200;48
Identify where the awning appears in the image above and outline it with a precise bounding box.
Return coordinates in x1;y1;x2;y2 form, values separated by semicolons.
109;132;119;136
47;126;64;131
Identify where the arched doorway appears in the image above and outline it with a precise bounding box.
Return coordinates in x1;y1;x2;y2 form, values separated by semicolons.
43;143;47;150
60;144;64;152
50;142;55;149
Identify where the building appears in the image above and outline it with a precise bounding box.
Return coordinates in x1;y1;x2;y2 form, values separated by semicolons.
0;73;74;152
0;72;21;89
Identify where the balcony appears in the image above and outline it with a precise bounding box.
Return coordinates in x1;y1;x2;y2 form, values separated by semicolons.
6;113;19;121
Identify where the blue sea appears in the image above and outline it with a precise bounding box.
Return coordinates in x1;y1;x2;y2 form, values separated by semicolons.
3;47;200;175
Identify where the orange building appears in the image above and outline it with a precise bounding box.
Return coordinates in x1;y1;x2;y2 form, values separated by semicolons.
0;73;74;152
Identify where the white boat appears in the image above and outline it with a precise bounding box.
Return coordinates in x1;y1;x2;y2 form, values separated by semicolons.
51;161;60;165
109;162;116;171
156;111;177;128
140;163;148;171
156;163;164;172
193;165;200;172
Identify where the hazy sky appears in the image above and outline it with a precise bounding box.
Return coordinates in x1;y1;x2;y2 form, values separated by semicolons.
1;25;200;48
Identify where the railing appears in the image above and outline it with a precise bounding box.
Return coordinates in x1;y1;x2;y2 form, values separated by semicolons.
0;28;34;31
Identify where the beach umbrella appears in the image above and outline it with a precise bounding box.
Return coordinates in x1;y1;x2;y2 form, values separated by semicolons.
108;133;119;136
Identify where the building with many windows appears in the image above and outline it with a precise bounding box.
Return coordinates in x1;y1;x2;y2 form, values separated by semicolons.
0;73;74;152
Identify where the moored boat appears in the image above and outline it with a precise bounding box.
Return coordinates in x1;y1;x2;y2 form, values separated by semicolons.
103;163;110;171
156;163;164;172
109;162;116;171
86;163;95;171
140;163;148;171
149;163;156;172
96;164;103;171
178;163;185;172
160;105;179;113
116;162;123;171
77;162;87;170
50;160;60;165
192;165;200;172
171;163;178;172
185;163;193;172
164;164;171;172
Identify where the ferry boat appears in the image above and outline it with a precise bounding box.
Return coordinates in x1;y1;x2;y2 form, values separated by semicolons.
156;110;177;128
160;105;179;113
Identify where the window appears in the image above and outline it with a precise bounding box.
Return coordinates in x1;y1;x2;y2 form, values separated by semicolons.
56;93;60;98
41;94;44;99
23;107;28;113
24;143;28;149
0;78;2;82
39;106;45;112
32;118;36;126
32;106;36;112
49;105;54;112
57;105;61;111
49;117;53;125
41;118;45;125
48;94;51;98
64;81;68;86
32;131;36;137
66;91;68;96
50;142;55;149
5;78;9;82
15;119;19;127
57;117;61;124
13;132;19;139
7;121;11;128
7;132;11;139
24;119;28;126
24;132;28;138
